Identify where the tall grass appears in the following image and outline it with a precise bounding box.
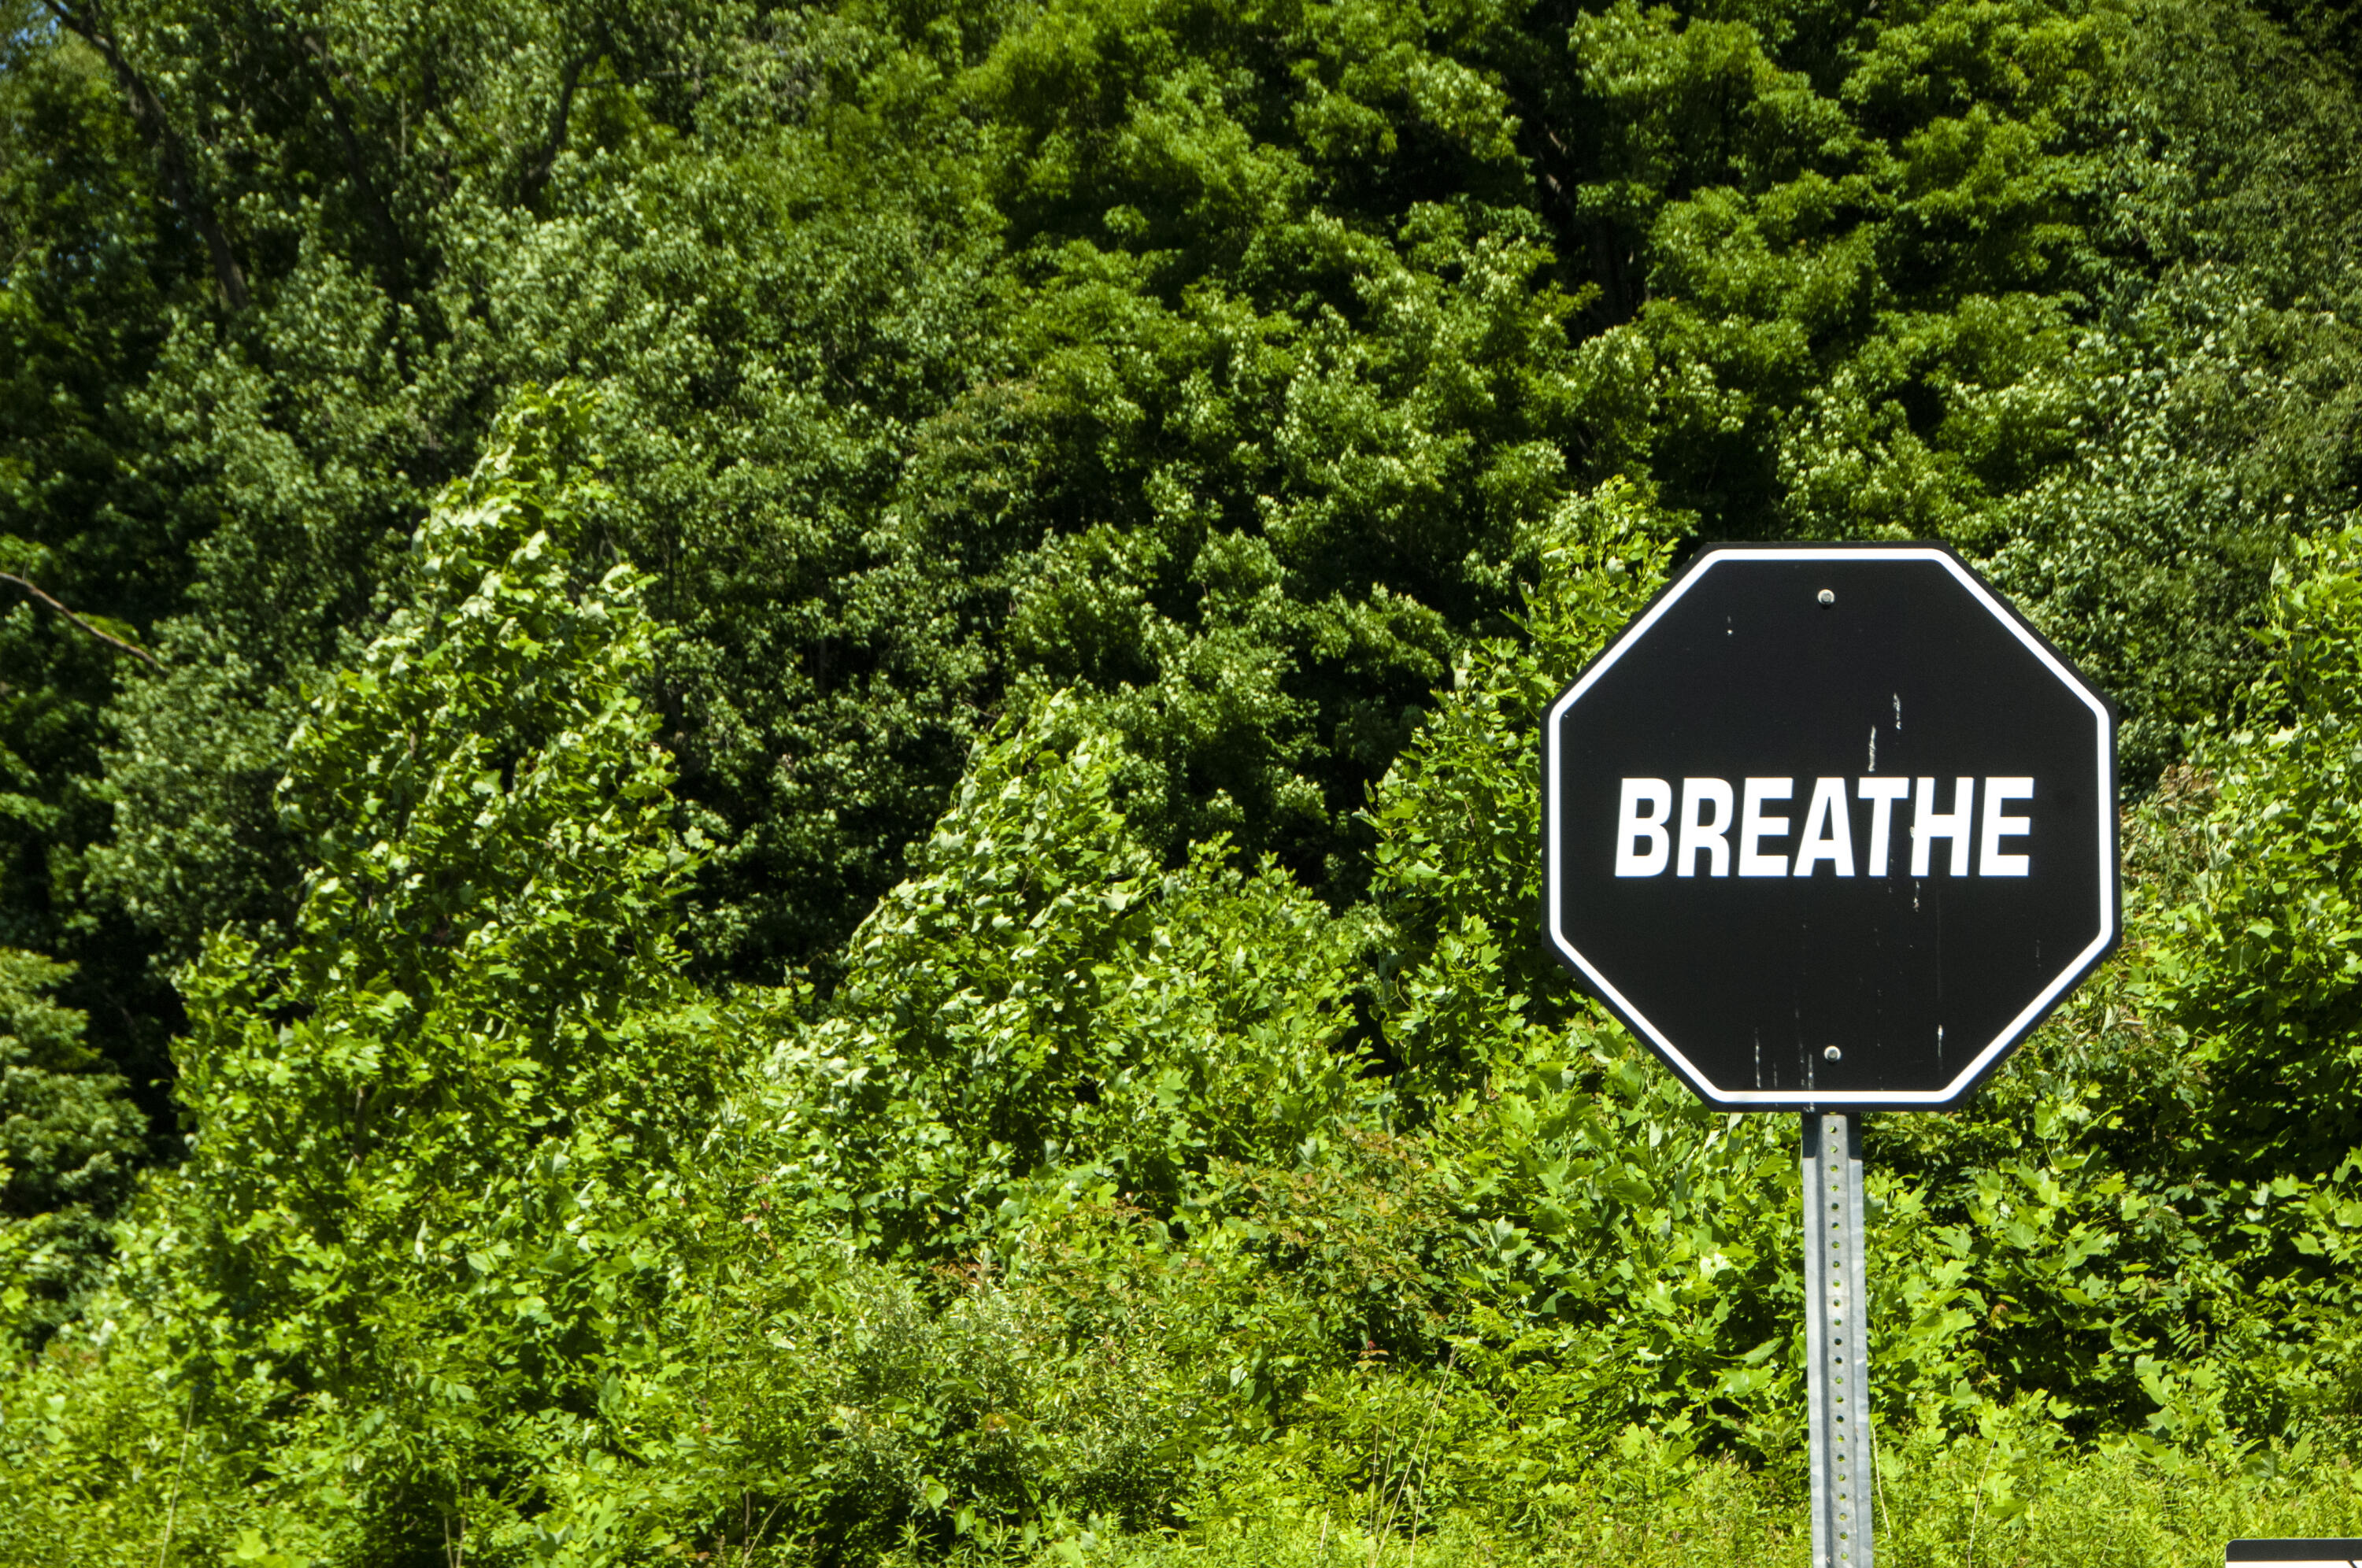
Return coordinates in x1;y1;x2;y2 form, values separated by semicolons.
1061;1438;2362;1568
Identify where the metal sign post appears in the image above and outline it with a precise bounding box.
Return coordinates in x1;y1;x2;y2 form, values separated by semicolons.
1803;1112;1874;1568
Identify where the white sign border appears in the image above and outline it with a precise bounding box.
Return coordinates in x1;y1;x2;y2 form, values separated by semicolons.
1542;543;2120;1110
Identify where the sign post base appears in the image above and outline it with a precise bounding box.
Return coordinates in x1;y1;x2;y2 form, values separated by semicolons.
1805;1111;1875;1568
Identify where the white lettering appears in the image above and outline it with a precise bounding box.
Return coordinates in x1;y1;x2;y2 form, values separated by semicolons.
1678;778;1734;877
1617;772;2031;881
1792;777;1857;877
1615;778;1673;876
1980;776;2033;875
1857;777;1911;875
1910;776;1975;877
1738;778;1794;877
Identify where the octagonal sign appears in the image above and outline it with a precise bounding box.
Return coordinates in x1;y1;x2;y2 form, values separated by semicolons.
1542;543;2119;1109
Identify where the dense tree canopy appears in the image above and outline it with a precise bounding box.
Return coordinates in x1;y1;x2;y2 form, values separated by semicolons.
7;0;2362;1559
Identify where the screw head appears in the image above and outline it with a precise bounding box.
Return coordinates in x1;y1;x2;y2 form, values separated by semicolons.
1823;1045;1843;1060
1817;588;1836;605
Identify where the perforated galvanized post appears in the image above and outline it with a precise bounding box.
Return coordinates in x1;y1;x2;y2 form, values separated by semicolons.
1803;1111;1875;1568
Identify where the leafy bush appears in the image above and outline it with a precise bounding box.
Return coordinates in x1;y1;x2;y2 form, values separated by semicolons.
2164;521;2362;1176
758;694;1382;1263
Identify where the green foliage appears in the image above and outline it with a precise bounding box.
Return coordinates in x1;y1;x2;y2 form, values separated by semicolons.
0;438;2350;1563
2163;523;2362;1174
0;947;143;1347
1364;477;1682;1096
1057;1432;2362;1566
0;390;766;1562
763;690;1382;1260
1980;0;2362;778
15;0;2346;1120
11;0;2362;1559
1593;0;2115;538
0;0;195;1123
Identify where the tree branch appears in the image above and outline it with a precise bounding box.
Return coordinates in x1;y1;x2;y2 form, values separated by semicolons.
301;31;412;298
41;0;251;311
520;43;601;209
0;572;164;671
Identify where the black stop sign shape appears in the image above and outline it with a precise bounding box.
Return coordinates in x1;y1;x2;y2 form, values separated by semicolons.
1542;544;2119;1108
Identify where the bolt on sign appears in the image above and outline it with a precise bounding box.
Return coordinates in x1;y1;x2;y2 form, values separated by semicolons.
1539;543;2122;1568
